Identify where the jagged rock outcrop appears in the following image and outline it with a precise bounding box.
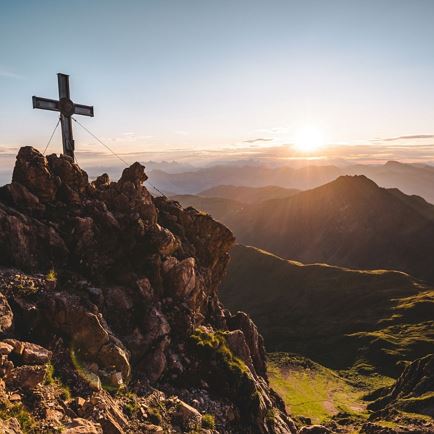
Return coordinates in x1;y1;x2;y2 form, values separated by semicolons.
367;354;434;417
0;147;296;433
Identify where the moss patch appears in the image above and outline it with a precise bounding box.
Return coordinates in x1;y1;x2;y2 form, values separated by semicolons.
44;362;72;401
0;401;38;433
201;413;215;429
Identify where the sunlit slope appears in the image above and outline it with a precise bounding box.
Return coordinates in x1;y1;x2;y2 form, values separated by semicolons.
226;175;434;283
221;244;434;375
198;185;300;204
170;194;245;222
171;185;299;223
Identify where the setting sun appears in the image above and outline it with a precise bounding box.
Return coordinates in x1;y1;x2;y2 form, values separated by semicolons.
294;126;325;153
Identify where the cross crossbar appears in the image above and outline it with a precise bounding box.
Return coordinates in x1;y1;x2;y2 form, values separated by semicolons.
32;73;94;159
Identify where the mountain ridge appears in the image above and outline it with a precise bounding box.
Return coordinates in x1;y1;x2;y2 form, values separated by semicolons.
222;175;434;283
149;160;434;203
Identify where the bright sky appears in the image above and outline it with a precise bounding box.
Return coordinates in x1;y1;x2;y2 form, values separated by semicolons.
1;0;434;168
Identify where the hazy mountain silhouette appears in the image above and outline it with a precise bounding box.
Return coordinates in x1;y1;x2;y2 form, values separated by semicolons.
149;161;434;203
149;164;342;194
349;160;434;203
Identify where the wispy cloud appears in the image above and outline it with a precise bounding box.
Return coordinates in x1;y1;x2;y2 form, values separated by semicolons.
0;68;24;80
376;134;434;142
243;138;273;144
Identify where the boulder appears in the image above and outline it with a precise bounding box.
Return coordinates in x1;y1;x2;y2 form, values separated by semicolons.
3;339;52;364
119;162;147;185
0;206;68;271
227;311;267;377
12;147;58;202
0;182;44;212
142;307;171;348
47;153;89;194
224;329;256;375
0;417;23;434
149;224;179;257
104;286;134;312
0;292;13;334
166;257;196;298
172;400;202;430
92;173;110;189
0;341;14;355
63;418;103;434
137;277;153;302
44;293;131;386
142;340;169;383
299;426;331;434
140;307;171;382
80;392;128;434
6;364;47;390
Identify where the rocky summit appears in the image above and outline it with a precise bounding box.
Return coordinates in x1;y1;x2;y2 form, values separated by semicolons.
0;147;296;433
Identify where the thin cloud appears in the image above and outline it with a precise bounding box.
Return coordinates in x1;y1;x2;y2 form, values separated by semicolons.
243;138;273;144
379;134;434;142
0;68;24;80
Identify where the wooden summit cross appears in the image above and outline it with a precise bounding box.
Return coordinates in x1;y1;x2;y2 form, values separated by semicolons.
33;73;94;159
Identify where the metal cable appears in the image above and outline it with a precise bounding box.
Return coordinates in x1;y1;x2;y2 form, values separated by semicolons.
72;117;129;165
43;117;60;155
71;116;166;197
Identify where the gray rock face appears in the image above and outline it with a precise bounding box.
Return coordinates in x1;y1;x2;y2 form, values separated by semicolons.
368;354;434;417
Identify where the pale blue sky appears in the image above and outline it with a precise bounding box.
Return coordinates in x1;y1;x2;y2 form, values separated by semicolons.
1;0;434;167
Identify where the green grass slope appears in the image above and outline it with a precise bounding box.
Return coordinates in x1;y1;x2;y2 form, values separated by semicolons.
268;353;434;432
267;353;375;425
220;245;434;375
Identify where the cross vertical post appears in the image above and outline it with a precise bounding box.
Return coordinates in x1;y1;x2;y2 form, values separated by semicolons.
32;73;94;161
58;74;75;158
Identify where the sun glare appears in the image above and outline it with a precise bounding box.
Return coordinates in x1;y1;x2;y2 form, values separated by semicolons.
294;126;325;153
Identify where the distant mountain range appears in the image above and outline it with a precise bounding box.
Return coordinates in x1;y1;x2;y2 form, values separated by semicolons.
150;160;434;203
176;176;434;283
220;245;434;375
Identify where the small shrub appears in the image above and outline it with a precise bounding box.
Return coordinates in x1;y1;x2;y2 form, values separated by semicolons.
44;362;72;401
123;392;140;416
46;269;57;282
0;401;37;433
45;362;55;385
148;407;162;425
202;413;215;429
